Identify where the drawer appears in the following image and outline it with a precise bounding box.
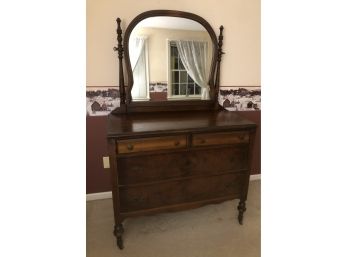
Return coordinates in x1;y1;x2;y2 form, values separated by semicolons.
119;173;245;213
118;146;249;185
117;135;187;154
192;132;249;147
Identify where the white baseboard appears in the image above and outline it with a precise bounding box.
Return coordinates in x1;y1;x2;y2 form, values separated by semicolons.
86;174;261;201
250;174;261;181
86;191;112;201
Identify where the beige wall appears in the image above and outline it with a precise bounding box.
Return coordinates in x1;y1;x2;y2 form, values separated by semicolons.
86;0;260;87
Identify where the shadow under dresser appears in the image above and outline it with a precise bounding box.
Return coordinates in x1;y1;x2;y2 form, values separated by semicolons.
107;109;257;249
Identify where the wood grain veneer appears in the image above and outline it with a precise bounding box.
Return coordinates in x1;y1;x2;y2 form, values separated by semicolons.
107;110;257;249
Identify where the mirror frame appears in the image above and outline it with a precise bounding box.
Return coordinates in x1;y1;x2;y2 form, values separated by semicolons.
114;10;224;113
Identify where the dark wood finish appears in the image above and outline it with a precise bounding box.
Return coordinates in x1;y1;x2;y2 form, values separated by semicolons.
113;18;126;106
108;110;256;137
86;112;260;195
123;10;218;103
113;224;124;249
214;26;225;109
113;10;224;113
238;201;247;225
119;173;246;212
119;195;241;219
117;135;187;154
117;146;249;185
192;131;249;146
236;111;261;176
125;99;215;113
108;109;256;249
108;11;257;250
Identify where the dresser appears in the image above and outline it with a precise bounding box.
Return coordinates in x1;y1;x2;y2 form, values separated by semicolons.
107;110;256;249
109;10;257;249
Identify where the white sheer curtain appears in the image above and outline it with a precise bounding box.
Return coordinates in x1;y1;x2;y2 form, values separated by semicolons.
129;37;149;100
175;40;209;100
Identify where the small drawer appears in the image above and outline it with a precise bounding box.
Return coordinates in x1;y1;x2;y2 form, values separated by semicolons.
117;135;187;154
192;132;249;147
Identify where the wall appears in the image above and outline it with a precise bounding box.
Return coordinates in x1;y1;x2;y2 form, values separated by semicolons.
87;0;260;86
86;0;260;194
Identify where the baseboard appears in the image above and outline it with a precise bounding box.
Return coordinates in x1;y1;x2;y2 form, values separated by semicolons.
86;174;261;201
250;174;261;181
86;191;112;201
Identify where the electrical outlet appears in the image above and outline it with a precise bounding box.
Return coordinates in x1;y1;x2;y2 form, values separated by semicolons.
103;156;110;169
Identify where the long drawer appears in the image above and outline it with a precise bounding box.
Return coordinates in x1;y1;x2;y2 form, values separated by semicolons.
119;173;245;213
117;146;249;185
117;135;187;154
192;131;249;147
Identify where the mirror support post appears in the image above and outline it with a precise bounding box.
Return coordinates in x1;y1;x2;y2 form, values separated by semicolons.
214;26;224;109
113;18;127;113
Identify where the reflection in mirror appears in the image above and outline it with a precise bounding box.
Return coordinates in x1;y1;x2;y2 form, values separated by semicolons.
129;16;213;101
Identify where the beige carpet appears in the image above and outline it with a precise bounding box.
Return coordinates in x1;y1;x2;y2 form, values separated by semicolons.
87;180;260;257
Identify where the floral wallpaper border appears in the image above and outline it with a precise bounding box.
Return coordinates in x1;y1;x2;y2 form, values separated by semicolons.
86;86;261;116
219;86;261;111
86;87;120;116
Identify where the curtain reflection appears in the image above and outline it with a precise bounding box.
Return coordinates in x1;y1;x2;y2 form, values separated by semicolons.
175;40;209;100
129;37;149;100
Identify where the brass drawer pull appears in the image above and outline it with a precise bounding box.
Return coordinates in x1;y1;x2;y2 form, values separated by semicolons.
127;144;134;151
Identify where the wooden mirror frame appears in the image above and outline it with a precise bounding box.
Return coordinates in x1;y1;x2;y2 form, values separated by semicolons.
113;10;224;113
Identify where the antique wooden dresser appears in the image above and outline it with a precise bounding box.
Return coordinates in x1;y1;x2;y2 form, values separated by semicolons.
108;10;257;249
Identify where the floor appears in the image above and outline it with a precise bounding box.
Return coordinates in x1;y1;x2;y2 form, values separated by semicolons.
87;180;260;257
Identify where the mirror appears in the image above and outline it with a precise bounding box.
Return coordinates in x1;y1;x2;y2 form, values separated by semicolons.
129;17;212;101
123;10;218;104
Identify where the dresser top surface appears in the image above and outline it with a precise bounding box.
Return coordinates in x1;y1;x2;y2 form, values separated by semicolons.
107;110;257;137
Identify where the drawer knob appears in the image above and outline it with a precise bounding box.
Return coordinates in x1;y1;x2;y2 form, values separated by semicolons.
127;144;134;151
174;141;180;146
200;139;206;144
225;183;234;189
132;166;142;172
132;196;145;203
238;135;245;140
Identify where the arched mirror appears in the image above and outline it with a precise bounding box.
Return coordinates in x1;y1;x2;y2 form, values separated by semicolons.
127;16;214;102
123;10;219;103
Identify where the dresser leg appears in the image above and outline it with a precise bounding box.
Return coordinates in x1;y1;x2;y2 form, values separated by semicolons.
113;224;124;249
237;201;246;225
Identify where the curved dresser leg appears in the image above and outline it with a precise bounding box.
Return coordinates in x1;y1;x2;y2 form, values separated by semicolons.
237;201;247;225
113;224;124;249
